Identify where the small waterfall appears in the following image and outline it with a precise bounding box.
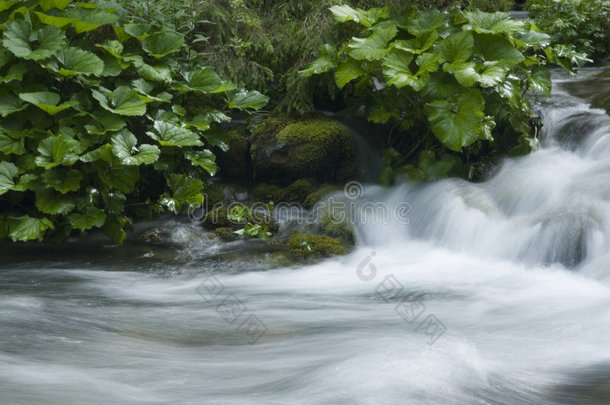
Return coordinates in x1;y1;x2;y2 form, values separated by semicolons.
352;70;610;269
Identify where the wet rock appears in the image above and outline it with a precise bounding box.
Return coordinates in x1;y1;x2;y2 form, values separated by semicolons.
250;117;357;184
288;231;350;257
592;91;610;115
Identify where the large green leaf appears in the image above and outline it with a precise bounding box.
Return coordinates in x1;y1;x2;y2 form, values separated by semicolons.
437;31;474;63
0;63;27;84
0;1;18;12
3;20;65;61
347;24;397;61
40;0;71;11
124;23;151;40
0;90;26;116
19;91;78;115
300;44;337;77
394;30;438;54
35;188;75;214
528;66;551;96
382;49;420;89
228;90;269;110
146;121;202;147
91;87;147;116
62;8;119;33
474;33;524;65
464;11;525;34
443;61;479;87
0;161;18;195
70;207;106;231
41;168;83;193
98;163;139;193
477;61;509;87
0;128;25;155
159;174;203;213
334;58;366;88
329;5;389;27
426;89;489;151
80;143;112;162
111;130;160;165
141;31;184;59
181;68;224;93
186;149;217;175
9;216;54;242
403;9;445;36
35;134;80;169
55;48;104;76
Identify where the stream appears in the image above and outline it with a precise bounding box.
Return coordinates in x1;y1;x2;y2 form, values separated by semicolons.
2;68;610;404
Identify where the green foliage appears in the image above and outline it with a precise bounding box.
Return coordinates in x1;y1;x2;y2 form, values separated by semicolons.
302;6;585;182
527;0;610;60
228;203;276;240
0;0;266;243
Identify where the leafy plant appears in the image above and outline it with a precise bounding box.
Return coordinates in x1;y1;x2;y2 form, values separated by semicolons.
228;203;275;240
527;0;610;60
0;0;267;243
301;5;587;182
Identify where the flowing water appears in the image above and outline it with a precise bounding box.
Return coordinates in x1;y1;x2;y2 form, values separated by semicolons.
3;69;610;404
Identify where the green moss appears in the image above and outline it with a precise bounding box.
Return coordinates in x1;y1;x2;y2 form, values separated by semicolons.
248;210;279;233
318;211;356;245
216;127;250;178
252;183;284;202
304;184;340;208
214;226;238;241
249;117;358;183
203;206;233;229
593;91;610;114
276;119;355;179
288;231;350;256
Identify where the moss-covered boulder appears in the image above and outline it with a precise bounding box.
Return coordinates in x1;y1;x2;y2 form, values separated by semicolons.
203;206;234;229
253;178;317;204
288;231;350;257
214;227;238;241
303;184;341;208
215;128;250;178
318;211;356;245
202;204;279;233
593;91;610;115
250;117;357;184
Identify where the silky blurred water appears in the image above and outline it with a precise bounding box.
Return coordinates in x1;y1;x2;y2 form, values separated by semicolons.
2;68;610;404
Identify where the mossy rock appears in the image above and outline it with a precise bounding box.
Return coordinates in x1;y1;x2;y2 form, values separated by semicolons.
592;91;610;115
214;227;238;241
318;211;356;245
288;231;350;257
597;69;610;78
248;210;280;233
304;184;341;208
215;128;250;178
202;204;279;234
252;183;284;202
253;178;317;204
203;206;233;229
250;117;357;184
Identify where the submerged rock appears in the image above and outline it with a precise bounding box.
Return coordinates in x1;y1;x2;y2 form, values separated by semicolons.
288;231;350;257
592;91;610;115
250;117;357;184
